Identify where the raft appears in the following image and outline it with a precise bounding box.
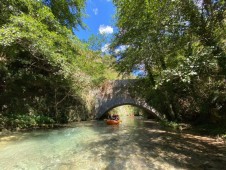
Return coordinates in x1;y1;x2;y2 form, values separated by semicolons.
106;119;120;125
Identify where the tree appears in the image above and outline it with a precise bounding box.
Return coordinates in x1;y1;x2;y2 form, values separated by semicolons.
42;0;86;29
111;0;226;122
0;0;113;129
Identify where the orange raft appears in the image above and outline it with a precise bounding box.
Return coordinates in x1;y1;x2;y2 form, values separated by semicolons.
106;119;120;125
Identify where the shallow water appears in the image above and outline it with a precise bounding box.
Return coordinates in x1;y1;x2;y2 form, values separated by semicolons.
0;117;225;170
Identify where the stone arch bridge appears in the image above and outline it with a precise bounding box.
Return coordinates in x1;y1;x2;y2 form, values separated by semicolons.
94;79;163;119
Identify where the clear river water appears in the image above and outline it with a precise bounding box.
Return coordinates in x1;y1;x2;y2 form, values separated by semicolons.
0;117;226;170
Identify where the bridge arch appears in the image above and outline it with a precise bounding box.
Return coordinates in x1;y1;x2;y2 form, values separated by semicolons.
94;80;163;120
96;99;160;119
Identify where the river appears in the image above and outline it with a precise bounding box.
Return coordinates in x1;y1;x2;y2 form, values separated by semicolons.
0;116;225;170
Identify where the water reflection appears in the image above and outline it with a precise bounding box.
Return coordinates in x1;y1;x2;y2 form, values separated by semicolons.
0;117;225;170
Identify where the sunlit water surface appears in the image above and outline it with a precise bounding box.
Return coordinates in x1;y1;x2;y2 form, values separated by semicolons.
0;117;205;170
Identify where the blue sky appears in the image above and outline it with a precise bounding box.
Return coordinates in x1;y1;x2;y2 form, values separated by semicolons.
74;0;116;41
73;0;144;76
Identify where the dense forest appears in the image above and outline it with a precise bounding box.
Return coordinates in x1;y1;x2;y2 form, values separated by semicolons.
0;0;117;130
0;0;225;132
111;0;226;125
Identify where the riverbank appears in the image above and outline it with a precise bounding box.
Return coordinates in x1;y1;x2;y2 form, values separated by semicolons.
0;123;73;137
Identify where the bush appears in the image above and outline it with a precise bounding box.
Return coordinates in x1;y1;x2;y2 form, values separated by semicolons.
0;114;55;130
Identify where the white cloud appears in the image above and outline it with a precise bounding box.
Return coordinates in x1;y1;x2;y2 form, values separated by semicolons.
191;0;203;9
99;25;113;34
114;45;129;54
101;43;110;53
195;0;203;8
93;8;98;15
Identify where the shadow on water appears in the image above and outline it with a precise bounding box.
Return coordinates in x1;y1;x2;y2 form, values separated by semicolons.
89;118;226;170
0;118;225;170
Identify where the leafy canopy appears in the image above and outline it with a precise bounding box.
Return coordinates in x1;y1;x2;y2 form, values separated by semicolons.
0;0;115;126
111;0;226;121
42;0;86;29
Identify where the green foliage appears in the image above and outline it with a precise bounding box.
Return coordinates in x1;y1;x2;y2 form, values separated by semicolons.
160;120;180;130
86;34;108;51
0;0;114;130
222;134;226;139
112;0;226;123
0;114;55;130
42;0;86;29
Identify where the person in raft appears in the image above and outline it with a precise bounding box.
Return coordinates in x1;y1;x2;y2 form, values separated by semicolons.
112;113;119;121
